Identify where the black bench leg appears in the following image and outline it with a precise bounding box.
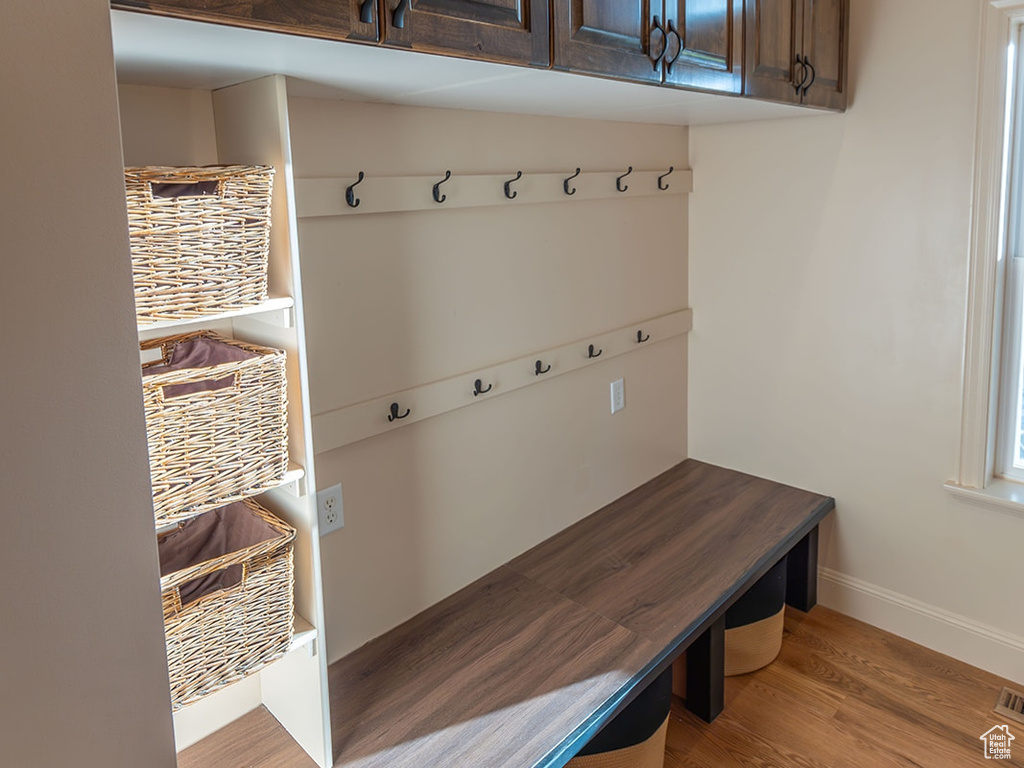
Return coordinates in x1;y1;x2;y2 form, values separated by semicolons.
685;615;724;723
786;526;819;612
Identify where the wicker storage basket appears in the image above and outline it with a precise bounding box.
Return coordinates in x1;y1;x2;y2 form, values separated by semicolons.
141;331;288;525
124;165;274;323
159;499;295;709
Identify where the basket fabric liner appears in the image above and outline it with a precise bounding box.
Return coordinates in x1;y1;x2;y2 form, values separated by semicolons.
143;335;258;398
159;501;283;606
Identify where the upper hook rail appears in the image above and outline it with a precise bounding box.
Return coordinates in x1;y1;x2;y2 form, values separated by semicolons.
616;166;634;193
345;171;365;208
564;168;581;196
658;167;674;191
504;171;523;200
433;170;452;204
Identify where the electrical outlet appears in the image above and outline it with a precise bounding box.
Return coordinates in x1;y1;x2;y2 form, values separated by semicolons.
610;378;625;414
317;483;344;536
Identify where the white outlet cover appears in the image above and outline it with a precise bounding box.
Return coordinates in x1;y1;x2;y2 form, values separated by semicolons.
611;378;625;414
317;483;345;536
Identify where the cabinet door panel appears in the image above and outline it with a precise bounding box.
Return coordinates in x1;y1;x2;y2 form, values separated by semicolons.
111;0;380;43
552;0;662;84
743;0;801;104
801;0;848;110
382;0;550;66
663;0;741;94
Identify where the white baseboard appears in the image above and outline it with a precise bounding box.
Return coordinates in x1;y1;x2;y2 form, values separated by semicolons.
817;567;1024;685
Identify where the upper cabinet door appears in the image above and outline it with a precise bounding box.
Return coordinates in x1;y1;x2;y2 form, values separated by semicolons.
800;0;848;110
552;0;664;84
662;0;742;94
110;0;380;43
743;0;802;104
380;0;550;66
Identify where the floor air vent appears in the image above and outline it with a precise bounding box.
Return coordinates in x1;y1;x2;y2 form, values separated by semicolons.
995;687;1024;725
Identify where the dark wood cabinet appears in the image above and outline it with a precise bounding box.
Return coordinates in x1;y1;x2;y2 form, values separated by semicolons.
744;0;848;109
552;1;741;94
552;1;663;85
111;0;380;43
379;0;550;67
800;0;847;109
113;0;850;112
662;0;742;94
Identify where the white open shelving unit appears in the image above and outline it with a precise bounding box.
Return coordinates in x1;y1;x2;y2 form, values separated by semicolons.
124;75;333;765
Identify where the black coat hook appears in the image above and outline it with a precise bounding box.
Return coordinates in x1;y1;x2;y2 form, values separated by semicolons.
535;360;551;376
588;344;602;359
616;166;633;193
473;378;493;397
504;171;523;200
564;167;581;196
387;402;411;422
433;170;451;204
637;330;650;343
345;171;365;208
658;166;674;191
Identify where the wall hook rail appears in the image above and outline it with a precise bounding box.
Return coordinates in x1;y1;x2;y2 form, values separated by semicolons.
616;166;633;193
588;344;603;359
473;379;493;396
535;360;551;376
637;330;650;343
658;167;674;191
433;170;452;204
564;168;581;196
345;171;365;208
504;171;523;200
387;402;411;422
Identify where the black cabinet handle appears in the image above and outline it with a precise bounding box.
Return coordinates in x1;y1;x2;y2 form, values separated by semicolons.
393;0;410;29
665;19;683;74
793;55;808;95
802;56;817;96
359;0;374;24
650;16;667;72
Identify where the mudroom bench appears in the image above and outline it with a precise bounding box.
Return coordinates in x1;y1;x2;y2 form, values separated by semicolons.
327;459;834;767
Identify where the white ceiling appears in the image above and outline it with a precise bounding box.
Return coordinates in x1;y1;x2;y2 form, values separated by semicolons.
110;9;819;127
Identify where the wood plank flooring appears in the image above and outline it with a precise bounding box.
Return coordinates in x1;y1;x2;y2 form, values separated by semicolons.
666;606;1024;767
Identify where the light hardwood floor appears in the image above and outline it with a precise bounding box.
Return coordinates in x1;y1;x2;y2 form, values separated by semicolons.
667;607;1023;767
180;606;1023;767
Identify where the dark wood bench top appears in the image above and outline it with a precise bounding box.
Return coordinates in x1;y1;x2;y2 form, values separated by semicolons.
328;459;835;768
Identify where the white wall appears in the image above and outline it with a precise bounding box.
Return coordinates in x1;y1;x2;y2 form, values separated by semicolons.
286;100;691;660
0;2;176;765
690;0;1024;680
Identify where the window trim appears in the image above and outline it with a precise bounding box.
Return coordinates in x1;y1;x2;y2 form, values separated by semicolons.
954;0;1023;491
